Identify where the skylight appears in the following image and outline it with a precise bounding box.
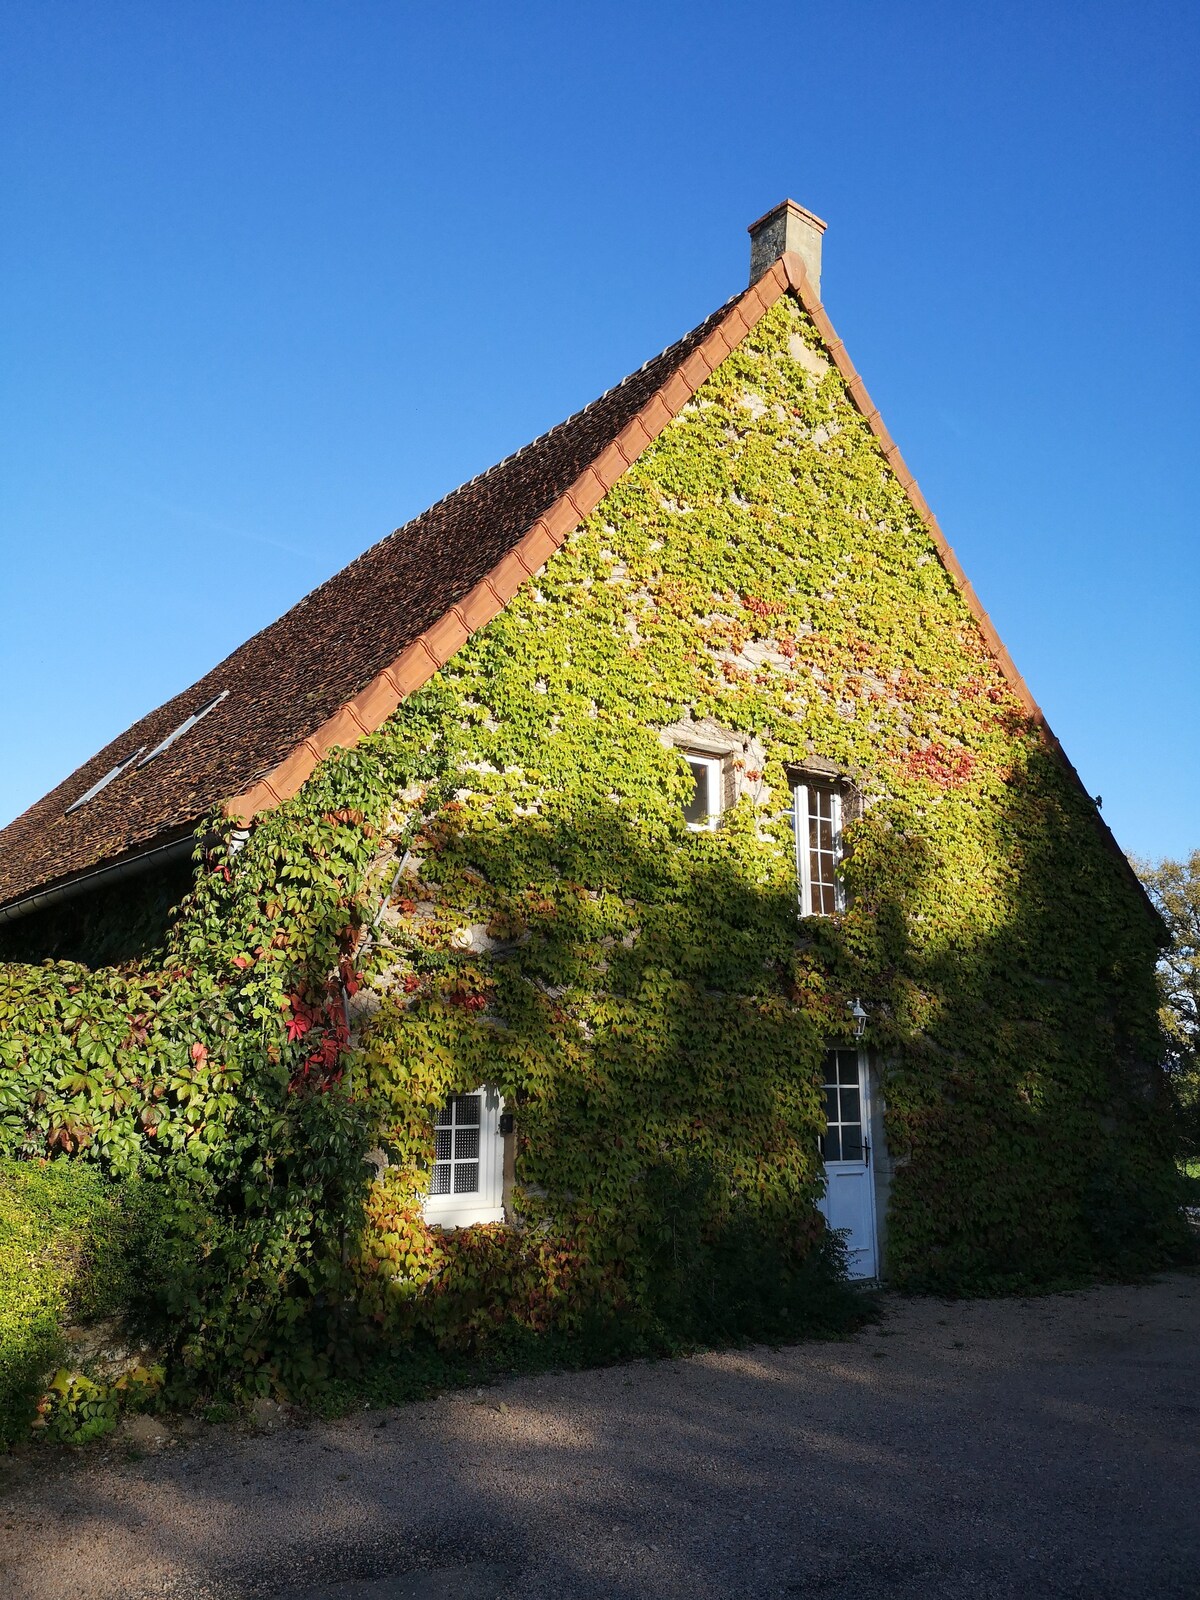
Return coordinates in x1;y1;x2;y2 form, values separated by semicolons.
138;690;229;767
66;747;146;814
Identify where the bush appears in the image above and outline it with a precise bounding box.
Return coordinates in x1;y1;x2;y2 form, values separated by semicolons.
0;1158;148;1446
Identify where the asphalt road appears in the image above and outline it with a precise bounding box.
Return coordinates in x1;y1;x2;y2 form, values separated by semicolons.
3;1274;1198;1599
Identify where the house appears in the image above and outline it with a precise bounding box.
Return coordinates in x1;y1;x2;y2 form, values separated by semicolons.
0;202;1178;1306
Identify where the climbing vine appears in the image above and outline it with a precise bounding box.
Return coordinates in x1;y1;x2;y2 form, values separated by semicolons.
0;294;1184;1428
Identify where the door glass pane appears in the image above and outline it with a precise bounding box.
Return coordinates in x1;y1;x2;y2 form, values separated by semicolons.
821;1050;866;1165
452;1095;480;1126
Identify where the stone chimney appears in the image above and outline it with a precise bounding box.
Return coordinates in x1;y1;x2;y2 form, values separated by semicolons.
748;199;826;295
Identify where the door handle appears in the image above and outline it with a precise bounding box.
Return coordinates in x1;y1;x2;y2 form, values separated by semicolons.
863;1140;870;1167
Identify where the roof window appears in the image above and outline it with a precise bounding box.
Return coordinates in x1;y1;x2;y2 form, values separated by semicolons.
66;747;146;814
138;690;228;768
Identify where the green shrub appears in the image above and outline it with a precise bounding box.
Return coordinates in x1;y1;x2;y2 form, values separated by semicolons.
0;1159;148;1446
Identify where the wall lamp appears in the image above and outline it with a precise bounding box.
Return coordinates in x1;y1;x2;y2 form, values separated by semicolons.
849;997;868;1039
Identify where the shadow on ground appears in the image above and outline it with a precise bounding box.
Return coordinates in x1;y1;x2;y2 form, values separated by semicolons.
2;1273;1198;1600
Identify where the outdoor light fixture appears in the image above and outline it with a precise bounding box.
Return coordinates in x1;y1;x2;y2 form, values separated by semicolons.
849;997;868;1039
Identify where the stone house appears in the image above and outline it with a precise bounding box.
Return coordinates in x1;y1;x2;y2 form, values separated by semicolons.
0;203;1173;1294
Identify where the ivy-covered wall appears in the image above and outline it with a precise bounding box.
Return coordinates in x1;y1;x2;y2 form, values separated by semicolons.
0;292;1184;1404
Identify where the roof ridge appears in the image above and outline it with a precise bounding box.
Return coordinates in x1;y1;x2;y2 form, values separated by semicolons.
0;252;1156;934
375;289;745;547
221;274;781;821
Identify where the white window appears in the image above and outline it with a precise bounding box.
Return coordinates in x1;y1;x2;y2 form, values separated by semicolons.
422;1086;505;1229
793;781;844;915
683;753;723;830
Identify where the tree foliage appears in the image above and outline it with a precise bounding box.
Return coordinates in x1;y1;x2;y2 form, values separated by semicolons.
1137;851;1200;1158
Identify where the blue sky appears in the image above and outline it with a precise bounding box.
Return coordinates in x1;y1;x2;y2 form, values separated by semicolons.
1;2;1196;863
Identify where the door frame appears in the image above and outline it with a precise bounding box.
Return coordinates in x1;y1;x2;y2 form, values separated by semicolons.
820;1046;879;1280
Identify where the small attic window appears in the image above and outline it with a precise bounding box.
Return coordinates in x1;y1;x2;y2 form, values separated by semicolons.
138;690;228;767
683;754;724;831
66;747;146;814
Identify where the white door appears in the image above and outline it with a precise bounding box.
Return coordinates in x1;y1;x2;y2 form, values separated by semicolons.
817;1047;878;1279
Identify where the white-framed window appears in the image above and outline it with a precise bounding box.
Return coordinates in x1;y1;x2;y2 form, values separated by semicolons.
683;753;724;830
422;1085;505;1229
793;781;845;916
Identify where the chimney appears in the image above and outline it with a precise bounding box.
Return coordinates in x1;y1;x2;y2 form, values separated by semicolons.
748;199;826;295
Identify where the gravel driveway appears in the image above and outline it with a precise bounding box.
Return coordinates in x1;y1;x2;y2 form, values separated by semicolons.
2;1273;1197;1600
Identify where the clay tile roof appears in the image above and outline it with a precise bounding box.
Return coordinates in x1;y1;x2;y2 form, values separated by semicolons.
0;252;1157;934
0;277;767;914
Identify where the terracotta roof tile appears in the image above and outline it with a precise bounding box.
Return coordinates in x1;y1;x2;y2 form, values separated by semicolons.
0;254;1155;933
0;288;753;911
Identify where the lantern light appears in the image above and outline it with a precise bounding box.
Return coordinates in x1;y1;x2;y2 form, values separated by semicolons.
849;997;868;1039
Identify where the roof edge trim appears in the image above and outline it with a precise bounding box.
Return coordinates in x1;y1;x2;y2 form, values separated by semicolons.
215;247;1155;934
776;253;1158;930
0;828;197;925
222;257;797;824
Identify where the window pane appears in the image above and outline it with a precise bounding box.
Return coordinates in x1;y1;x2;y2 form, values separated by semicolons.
435;1104;452;1127
841;1128;863;1161
836;1053;858;1085
430;1165;452;1195
839;1085;861;1125
454;1127;480;1161
453;1162;480;1194
824;1127;842;1161
435;1130;452;1161
452;1094;481;1127
683;760;711;826
816;881;838;916
823;1088;839;1123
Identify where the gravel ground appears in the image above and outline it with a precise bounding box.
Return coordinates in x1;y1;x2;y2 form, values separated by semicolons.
2;1273;1198;1600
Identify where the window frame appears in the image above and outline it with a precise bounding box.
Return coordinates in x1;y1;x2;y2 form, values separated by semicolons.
792;780;846;916
422;1084;506;1230
682;752;724;831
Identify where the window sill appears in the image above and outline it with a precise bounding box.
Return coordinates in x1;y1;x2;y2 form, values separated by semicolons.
423;1202;506;1231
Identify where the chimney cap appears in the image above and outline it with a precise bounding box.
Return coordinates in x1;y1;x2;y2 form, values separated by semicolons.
746;198;827;239
747;198;827;294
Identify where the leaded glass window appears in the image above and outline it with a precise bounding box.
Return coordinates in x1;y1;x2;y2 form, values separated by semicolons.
432;1094;482;1196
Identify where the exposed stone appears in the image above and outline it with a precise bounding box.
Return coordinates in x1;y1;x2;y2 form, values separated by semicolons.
115;1414;173;1450
249;1397;290;1433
